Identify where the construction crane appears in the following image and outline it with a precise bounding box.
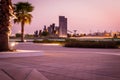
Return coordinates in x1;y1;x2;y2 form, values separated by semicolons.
67;30;73;33
73;30;77;35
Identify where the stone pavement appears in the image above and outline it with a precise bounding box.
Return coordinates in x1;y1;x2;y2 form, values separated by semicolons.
0;43;120;80
0;62;48;80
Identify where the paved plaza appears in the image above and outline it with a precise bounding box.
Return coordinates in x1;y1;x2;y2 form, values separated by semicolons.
0;43;120;80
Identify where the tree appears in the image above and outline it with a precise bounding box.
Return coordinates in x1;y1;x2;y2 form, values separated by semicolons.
14;2;34;42
0;0;14;51
42;31;49;37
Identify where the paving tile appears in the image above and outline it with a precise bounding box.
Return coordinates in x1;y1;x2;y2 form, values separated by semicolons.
0;70;12;80
72;71;120;80
0;64;49;80
40;71;82;80
26;69;49;80
2;67;33;80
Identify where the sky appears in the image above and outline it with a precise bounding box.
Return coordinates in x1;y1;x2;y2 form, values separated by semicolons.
12;0;120;34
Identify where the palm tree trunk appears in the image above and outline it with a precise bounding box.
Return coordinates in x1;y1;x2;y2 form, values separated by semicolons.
21;21;25;42
0;34;9;51
0;0;13;51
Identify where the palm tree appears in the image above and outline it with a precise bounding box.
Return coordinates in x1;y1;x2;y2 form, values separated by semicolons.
14;2;34;42
0;0;14;51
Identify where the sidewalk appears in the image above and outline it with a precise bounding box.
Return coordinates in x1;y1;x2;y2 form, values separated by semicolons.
0;43;120;80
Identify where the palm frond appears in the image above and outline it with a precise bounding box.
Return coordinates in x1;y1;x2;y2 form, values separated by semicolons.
14;2;34;25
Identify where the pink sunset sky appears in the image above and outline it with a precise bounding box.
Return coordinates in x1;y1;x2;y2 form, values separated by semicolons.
12;0;120;34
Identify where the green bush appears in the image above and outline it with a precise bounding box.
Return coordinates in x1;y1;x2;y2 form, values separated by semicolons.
33;39;66;44
15;33;21;37
64;41;118;48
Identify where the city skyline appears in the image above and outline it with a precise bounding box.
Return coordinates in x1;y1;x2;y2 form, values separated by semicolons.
12;0;120;34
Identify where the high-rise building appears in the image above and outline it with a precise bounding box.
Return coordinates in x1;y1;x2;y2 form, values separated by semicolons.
48;23;59;37
43;25;47;32
59;16;67;37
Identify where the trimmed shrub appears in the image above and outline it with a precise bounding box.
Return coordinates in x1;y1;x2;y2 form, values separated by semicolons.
64;41;118;48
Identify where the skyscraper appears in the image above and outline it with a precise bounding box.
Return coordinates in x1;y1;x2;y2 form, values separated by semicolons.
59;16;67;37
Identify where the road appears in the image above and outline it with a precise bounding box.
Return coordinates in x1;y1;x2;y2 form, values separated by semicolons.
0;43;120;80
